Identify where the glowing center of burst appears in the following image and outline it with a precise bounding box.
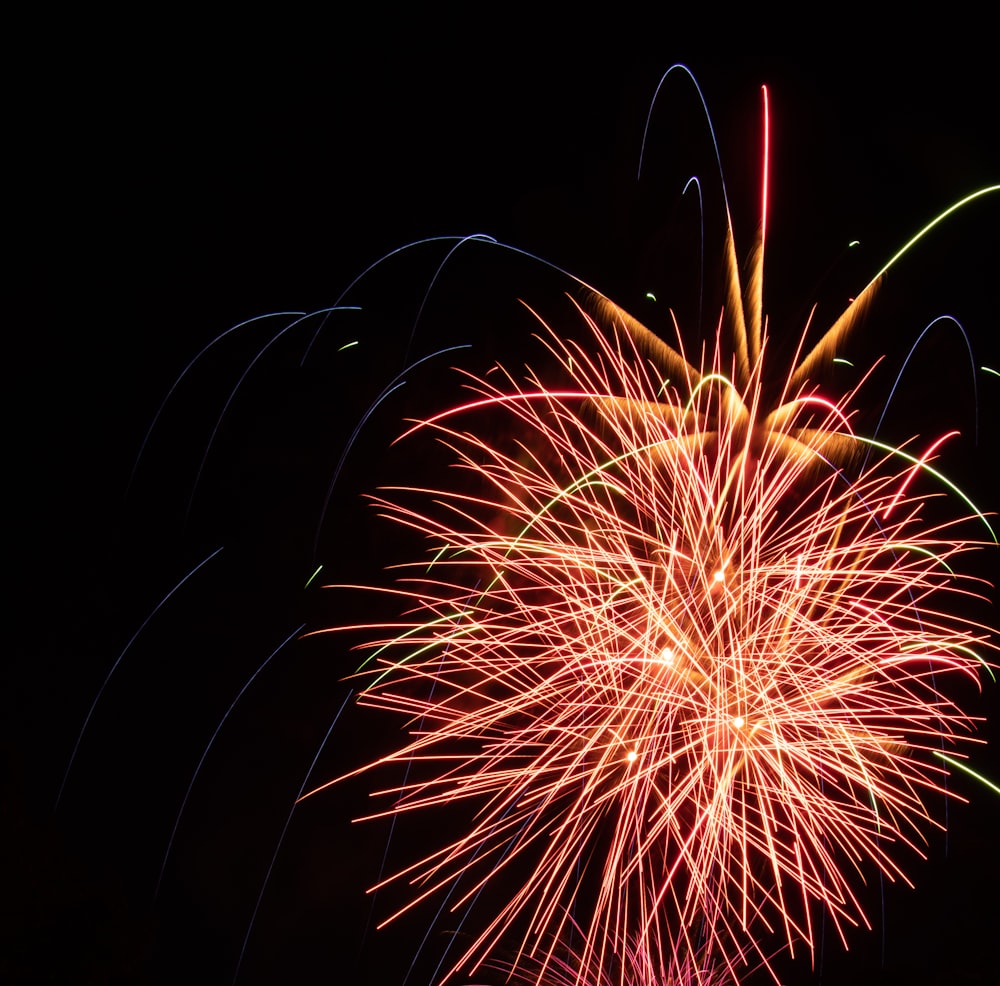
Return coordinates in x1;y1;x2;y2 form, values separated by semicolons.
713;569;726;584
626;750;638;763
658;646;675;665
732;715;746;729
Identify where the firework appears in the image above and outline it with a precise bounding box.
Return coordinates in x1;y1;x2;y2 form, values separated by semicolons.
41;58;998;986
300;73;1000;983
312;273;995;983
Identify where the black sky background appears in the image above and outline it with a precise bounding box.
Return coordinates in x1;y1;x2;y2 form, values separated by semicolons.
11;26;1000;986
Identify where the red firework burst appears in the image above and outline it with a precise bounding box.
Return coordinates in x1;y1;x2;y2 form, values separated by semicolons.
307;80;998;986
314;303;995;982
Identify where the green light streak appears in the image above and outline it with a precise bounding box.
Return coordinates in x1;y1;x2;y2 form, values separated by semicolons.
304;564;323;589
853;436;997;542
503;477;626;556
872;186;999;282
357;608;477;683
338;340;359;351
427;545;451;572
832;357;854;367
684;372;739;417
868;786;881;834
944;643;996;683
883;543;955;576
981;366;1000;379
899;640;994;681
933;752;1000;798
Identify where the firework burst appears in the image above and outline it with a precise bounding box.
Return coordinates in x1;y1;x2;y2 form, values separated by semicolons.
300;76;1000;985
293;70;1000;983
36;56;998;986
314;261;995;982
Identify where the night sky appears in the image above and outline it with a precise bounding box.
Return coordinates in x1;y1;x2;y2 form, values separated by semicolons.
12;28;1000;986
